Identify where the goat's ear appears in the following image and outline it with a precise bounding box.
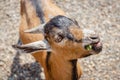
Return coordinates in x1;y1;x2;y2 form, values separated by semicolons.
24;23;46;34
12;40;51;53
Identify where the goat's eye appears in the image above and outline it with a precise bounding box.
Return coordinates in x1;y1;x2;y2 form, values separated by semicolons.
54;33;64;43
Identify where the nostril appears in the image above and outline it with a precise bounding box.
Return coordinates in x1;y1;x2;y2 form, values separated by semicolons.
89;35;100;43
90;34;99;40
90;36;98;39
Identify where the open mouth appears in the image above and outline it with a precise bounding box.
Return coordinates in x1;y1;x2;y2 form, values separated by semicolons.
85;41;102;53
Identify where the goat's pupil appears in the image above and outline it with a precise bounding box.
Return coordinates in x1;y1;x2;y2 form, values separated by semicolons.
54;33;64;43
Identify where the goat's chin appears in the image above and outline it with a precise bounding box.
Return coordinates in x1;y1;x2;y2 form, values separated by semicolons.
82;51;100;58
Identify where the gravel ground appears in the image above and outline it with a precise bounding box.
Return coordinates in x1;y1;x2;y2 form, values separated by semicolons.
0;0;120;80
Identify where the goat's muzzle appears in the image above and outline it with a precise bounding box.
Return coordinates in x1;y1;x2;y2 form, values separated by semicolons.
83;29;102;54
89;35;102;53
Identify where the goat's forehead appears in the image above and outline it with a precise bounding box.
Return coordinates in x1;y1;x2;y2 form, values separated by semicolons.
44;15;76;33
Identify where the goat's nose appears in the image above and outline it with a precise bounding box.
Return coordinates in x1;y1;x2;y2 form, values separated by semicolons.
90;35;99;39
89;34;100;43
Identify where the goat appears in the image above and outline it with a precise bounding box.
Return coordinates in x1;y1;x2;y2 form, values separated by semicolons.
13;0;102;80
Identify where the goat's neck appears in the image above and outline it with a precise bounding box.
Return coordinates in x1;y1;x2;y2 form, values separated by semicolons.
41;0;52;5
45;51;81;80
20;0;65;28
40;0;65;21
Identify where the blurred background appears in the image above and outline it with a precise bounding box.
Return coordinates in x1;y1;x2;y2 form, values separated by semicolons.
0;0;120;80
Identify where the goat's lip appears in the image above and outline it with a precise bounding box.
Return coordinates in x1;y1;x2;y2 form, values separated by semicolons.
92;41;102;53
85;41;102;53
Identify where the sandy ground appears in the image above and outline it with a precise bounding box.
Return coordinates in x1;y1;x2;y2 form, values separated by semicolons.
0;0;120;80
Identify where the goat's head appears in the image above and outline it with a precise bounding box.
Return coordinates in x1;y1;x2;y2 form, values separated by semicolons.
13;15;102;60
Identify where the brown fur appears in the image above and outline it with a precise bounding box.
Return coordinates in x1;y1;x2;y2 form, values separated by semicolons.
19;0;82;80
69;26;83;40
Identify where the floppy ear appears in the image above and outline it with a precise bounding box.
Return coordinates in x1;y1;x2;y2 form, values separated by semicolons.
12;40;51;53
24;23;46;34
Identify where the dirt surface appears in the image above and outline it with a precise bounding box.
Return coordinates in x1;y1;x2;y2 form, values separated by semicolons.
0;0;120;80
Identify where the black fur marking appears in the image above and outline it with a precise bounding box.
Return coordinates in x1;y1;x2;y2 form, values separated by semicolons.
44;15;82;43
70;59;78;80
46;51;51;70
44;15;73;34
30;0;45;23
46;51;54;80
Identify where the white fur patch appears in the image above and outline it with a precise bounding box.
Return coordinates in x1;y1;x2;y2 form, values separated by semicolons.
83;29;95;38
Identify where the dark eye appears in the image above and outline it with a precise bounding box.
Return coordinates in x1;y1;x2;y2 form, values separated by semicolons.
54;33;65;43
